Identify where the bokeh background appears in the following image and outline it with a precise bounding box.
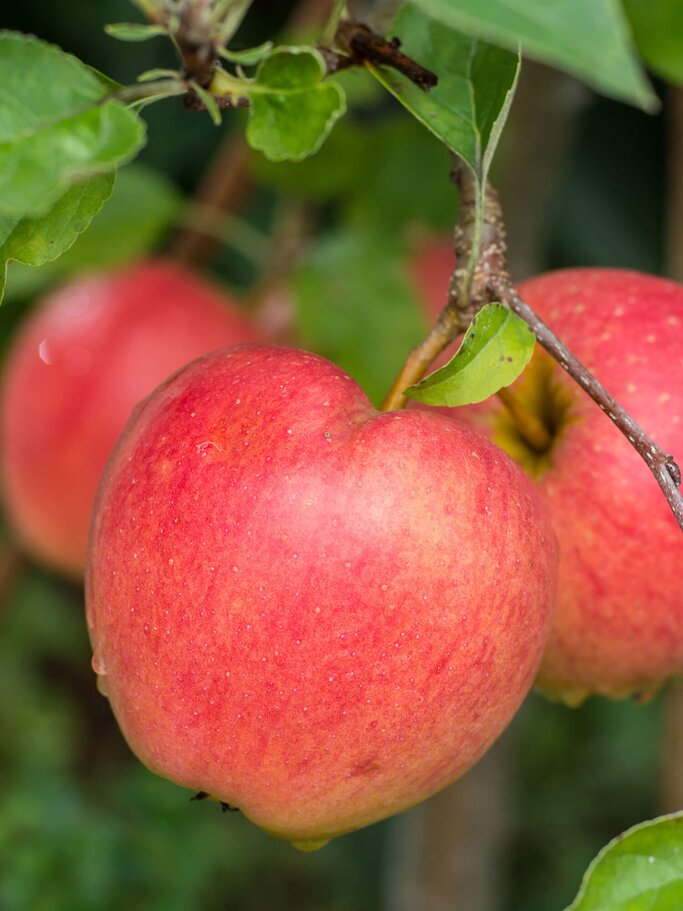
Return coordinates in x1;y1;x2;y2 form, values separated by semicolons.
0;2;677;909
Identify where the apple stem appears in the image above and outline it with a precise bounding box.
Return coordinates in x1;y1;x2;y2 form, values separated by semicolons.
380;308;463;412
496;387;553;453
382;157;683;532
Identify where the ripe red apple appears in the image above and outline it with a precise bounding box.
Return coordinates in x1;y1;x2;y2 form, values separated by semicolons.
0;260;259;578
415;257;683;704
85;345;557;847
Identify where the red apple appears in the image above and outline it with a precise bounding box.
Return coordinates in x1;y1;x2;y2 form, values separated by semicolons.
409;236;456;323
415;259;683;704
85;345;557;847
0;260;259;578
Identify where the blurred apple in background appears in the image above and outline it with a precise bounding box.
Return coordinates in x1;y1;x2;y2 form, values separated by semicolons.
0;260;259;578
86;344;557;848
408;236;455;326
413;245;683;704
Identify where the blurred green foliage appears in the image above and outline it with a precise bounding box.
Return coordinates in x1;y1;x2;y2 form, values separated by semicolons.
0;1;673;909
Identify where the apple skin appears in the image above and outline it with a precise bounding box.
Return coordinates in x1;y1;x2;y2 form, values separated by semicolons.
0;260;259;578
85;345;557;846
417;262;683;704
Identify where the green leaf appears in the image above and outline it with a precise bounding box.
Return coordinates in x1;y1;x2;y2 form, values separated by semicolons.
104;23;168;42
406;303;535;406
247;47;346;161
623;0;683;86
407;0;656;110
0;173;115;302
370;5;519;183
565;813;683;911
4;164;181;300
191;84;222;125
0;31;146;219
292;230;426;405
221;41;274;65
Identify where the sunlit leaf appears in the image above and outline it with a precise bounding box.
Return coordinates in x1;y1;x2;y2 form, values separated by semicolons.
371;5;519;184
408;0;656;109
104;23;168;42
0;32;145;219
247;48;346;161
5;164;181;300
405;303;535;406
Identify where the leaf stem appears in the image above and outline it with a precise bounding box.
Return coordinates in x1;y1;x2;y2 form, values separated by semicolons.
322;0;346;47
114;79;186;105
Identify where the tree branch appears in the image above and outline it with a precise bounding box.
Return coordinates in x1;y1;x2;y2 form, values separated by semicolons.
489;275;683;530
380;160;504;412
382;158;683;532
334;21;437;91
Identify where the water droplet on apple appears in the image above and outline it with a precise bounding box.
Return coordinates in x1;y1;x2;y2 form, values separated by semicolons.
91;652;109;697
91;651;107;676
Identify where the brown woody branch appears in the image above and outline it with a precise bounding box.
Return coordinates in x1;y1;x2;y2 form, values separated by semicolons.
332;21;437;91
185;18;437;114
380;161;493;411
490;275;683;529
382;158;683;532
169;0;335;266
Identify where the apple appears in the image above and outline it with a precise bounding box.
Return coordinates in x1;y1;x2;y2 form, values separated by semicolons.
408;236;456;323
415;257;683;704
85;344;557;847
0;260;260;578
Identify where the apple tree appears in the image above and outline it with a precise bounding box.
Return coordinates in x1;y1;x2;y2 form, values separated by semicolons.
0;1;682;908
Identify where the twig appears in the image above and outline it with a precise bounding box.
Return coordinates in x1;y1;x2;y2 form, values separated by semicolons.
448;160;507;321
382;158;683;532
169;0;333;266
380;161;501;412
334;21;437;91
489;276;683;529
